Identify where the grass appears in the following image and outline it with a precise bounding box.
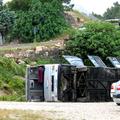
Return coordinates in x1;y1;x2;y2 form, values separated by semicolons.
0;34;65;53
0;57;25;101
0;109;46;120
0;42;40;52
0;109;66;120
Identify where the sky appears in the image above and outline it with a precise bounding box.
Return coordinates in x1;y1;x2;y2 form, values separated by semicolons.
71;0;120;15
3;0;120;15
3;0;11;4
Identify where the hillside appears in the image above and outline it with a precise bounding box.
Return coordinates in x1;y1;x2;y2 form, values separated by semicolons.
0;57;25;101
0;10;91;101
0;9;91;59
0;10;91;54
65;10;91;27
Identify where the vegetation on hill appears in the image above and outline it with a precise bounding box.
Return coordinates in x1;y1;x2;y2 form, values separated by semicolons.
0;0;72;43
0;57;25;101
0;0;92;44
64;21;120;61
66;10;91;24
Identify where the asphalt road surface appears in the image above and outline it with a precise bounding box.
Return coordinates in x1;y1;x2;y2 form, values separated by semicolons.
0;102;119;120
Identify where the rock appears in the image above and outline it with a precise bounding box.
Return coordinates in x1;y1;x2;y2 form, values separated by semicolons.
36;46;43;52
0;90;7;96
55;42;61;47
26;64;30;67
45;52;49;57
55;41;65;48
26;50;34;54
18;52;24;57
17;59;25;64
35;46;48;54
4;53;14;58
25;50;34;57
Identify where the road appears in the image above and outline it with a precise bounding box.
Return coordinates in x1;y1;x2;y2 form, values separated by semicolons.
0;102;119;120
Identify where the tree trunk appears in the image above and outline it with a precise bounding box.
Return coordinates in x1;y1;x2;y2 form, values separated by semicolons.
0;32;4;45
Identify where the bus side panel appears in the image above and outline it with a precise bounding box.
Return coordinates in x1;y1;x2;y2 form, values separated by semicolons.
44;65;59;101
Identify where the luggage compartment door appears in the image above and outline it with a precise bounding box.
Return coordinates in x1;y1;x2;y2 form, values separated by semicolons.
44;64;59;101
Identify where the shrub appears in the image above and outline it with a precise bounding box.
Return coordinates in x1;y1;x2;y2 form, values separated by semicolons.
64;21;120;60
8;0;69;43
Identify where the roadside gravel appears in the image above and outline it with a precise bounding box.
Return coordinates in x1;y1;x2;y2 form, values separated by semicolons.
0;102;119;120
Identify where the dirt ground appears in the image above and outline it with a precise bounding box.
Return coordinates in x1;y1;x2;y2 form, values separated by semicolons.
0;102;119;120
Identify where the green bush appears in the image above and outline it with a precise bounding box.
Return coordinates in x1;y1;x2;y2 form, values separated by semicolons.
64;21;120;60
7;0;31;11
8;0;69;43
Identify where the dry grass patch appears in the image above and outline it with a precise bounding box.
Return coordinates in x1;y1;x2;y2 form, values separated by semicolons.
0;109;49;120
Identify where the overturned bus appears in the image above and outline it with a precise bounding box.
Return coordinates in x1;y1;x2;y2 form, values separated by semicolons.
26;55;120;102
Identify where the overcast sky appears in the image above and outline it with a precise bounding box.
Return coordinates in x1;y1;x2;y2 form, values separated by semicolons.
71;0;120;15
3;0;11;4
3;0;120;15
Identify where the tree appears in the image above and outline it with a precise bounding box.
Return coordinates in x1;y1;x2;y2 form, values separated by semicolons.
62;0;74;11
7;0;72;11
92;12;103;20
9;0;68;43
63;0;71;4
0;4;15;45
92;2;120;20
7;0;31;11
103;2;120;19
64;21;120;61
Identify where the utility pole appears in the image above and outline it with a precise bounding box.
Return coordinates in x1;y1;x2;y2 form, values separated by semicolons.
0;0;3;45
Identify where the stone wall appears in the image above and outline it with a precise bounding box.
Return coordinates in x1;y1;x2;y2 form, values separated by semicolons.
1;39;65;61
